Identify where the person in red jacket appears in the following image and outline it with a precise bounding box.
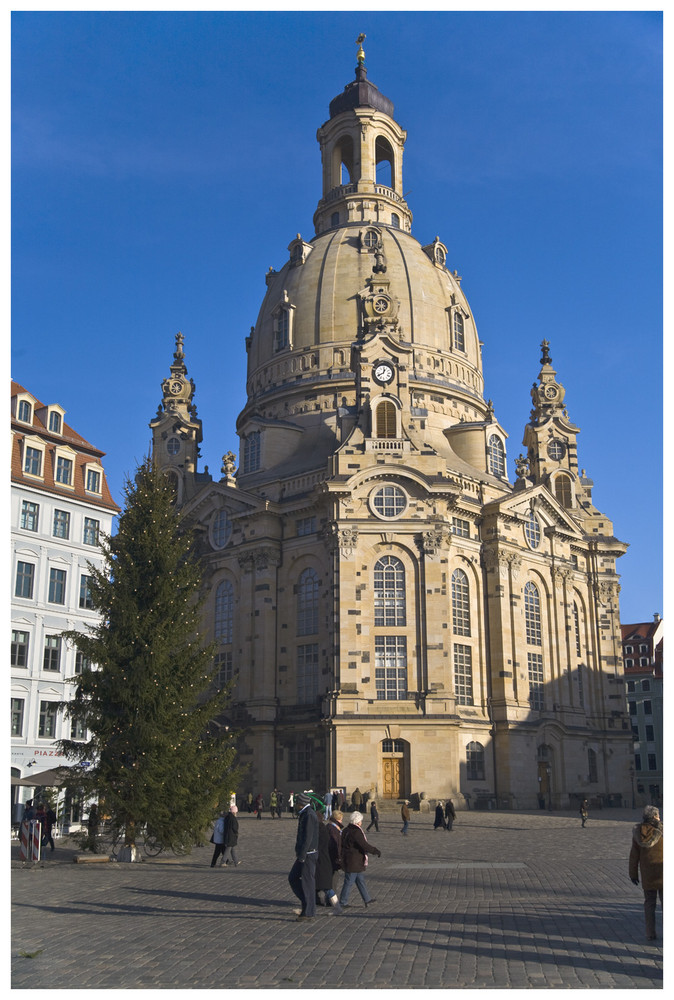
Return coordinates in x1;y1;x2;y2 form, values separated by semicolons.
338;811;381;908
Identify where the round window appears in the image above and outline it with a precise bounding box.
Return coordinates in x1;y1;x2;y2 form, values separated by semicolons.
524;510;541;549
371;485;407;519
167;437;181;456
211;510;232;549
547;439;565;461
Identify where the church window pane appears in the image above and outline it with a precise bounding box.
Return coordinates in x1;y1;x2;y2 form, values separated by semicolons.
275;310;289;351
525;581;542;645
375;636;407;700
211;510;232;549
289;744;311;782
214;651;233;689
374;556;405;626
214;581;234;644
487;435;505;478
364;229;379;248
554;473;572;507
573;602;582;657
375;400;397;438
453;312;465;351
453;644;473;705
524;510;541;549
297;569;319;636
451;517;470;537
527;652;544;710
243;431;261;473
391;213;401;228
297;643;319;703
372;485;407;519
466;741;485;780
167;437;180;456
451;569;471;636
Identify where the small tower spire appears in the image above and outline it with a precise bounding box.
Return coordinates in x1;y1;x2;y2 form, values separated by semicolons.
356;33;366;66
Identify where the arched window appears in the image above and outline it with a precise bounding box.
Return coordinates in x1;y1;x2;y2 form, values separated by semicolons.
587;748;598;783
487;435;506;478
374;556;405;626
391;213;401;229
297;568;319;636
453;312;465;351
451;569;471;636
524;581;542;645
214;581;234;644
375;400;397;438
375;136;394;187
331;211;340;227
554;473;573;508
336;135;354;185
275;309;290;351
382;738;405;754
466;741;485;780
243;431;261;473
524;509;541;549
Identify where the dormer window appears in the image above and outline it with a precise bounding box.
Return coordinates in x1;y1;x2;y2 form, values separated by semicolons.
361;228;381;251
48;410;62;434
86;467;102;494
56;456;73;486
453;312;465;351
17;399;32;423
24;444;43;477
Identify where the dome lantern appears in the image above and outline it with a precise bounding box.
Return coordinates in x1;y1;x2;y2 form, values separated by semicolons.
314;38;412;235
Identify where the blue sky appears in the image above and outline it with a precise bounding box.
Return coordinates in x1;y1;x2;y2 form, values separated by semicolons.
11;10;662;623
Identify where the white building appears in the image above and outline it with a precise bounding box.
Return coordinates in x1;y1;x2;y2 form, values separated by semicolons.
11;381;119;824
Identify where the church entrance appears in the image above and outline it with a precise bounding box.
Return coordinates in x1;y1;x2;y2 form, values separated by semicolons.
381;738;408;799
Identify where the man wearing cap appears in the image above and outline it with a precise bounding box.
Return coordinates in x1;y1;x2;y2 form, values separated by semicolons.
288;792;319;921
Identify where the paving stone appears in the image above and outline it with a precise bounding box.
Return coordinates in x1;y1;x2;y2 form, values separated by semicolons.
11;808;663;989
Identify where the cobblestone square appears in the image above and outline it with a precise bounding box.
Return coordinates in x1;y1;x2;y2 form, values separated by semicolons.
11;808;663;989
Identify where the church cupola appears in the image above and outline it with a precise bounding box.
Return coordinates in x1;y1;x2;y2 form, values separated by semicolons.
150;332;210;503
313;35;413;235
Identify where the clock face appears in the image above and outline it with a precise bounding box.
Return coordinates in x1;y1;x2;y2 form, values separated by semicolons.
169;380;183;395
543;383;559;400
373;297;389;314
373;362;394;385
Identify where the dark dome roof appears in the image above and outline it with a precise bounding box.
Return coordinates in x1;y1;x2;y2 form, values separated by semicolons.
328;64;394;119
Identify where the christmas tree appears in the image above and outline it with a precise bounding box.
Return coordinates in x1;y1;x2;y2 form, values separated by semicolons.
57;458;240;853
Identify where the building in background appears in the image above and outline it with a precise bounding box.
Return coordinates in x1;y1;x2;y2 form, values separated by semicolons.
151;46;633;809
622;615;663;809
11;381;119;827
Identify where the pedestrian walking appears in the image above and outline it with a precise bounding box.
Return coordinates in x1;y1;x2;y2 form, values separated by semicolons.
44;805;57;852
288;791;295;815
339;811;381;907
270;789;278;818
288;792;319;921
316;811;340;910
246;792;253;814
222;804;241;865
444;799;456;831
367;799;379;832
434;802;446;829
401;800;410;835
326;809;344;905
276;790;284;818
210;812;226;867
352;787;362;811
323;791;332;819
580;798;589;827
629;804;663;940
255;793;263;819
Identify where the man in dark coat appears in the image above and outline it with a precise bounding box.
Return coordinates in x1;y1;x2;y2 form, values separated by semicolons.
444;799;456;831
629;804;663;940
367;800;380;832
222;805;241;866
288;793;319;921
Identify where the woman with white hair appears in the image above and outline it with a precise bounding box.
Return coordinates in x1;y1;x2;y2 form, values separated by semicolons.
339;811;381;907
